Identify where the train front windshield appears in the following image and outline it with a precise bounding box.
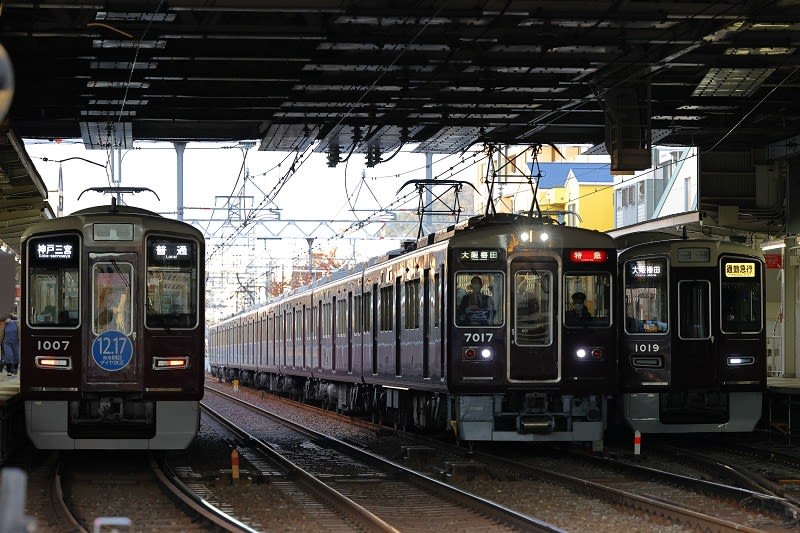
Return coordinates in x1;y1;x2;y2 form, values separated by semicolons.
624;258;668;334
27;234;80;328
720;257;762;334
455;272;504;326
145;237;200;329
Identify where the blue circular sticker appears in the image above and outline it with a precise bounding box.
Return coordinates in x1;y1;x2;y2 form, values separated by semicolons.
91;330;133;372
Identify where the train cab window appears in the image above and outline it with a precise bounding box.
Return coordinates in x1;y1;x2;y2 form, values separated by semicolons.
455;272;504;327
145;237;199;329
27;234;80;328
623;258;668;334
564;273;612;327
720;258;762;334
93;262;133;335
514;271;552;345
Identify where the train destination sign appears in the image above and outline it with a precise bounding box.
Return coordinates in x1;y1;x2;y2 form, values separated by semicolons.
459;249;499;261
36;242;74;260
629;262;663;278
29;235;81;268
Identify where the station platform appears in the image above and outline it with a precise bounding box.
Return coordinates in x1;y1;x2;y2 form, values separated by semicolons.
0;372;24;464
765;376;800;440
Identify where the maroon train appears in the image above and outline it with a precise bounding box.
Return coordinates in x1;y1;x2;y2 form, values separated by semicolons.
20;201;205;449
209;213;618;445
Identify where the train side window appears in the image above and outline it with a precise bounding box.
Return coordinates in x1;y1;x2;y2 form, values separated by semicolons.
26;234;80;328
454;272;504;327
145;237;199;329
623;258;668;334
564;273;612;327
720;258;762;334
678;280;711;339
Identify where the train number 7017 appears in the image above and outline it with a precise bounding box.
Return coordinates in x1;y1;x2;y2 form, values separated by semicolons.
464;332;493;343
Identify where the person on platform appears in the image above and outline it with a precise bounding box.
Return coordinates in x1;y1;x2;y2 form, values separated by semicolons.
3;313;19;376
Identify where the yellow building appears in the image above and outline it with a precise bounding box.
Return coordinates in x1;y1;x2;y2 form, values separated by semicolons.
474;147;615;231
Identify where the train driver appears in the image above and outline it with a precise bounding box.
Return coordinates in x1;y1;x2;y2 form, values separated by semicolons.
457;275;494;325
565;291;591;323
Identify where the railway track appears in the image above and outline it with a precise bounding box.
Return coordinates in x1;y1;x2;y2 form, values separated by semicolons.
12;449;257;533
202;386;564;532
205;378;798;531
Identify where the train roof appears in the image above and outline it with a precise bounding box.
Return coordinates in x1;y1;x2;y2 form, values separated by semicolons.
70;204;162;217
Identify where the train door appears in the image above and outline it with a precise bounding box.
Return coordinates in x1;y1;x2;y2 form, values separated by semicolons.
675;274;713;389
509;260;557;381
88;254;137;385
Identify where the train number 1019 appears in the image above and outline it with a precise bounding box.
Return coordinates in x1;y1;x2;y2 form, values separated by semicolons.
632;343;660;353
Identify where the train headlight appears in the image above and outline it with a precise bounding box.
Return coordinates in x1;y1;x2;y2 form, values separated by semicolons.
576;348;587;359
153;356;190;370
463;347;493;361
519;231;549;243
35;355;72;370
727;355;755;366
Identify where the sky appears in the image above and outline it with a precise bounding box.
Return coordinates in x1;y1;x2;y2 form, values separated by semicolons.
23;138;486;269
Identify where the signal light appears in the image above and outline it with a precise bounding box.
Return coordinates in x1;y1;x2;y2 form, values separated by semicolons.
575;347;605;361
462;347;493;361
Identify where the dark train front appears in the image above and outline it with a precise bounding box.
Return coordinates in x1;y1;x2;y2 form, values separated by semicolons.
20;204;205;449
447;215;617;444
616;233;766;433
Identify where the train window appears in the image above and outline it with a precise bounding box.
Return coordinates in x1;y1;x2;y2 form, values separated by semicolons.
404;279;420;330
380;285;394;331
27;234;80;328
624;258;668;334
354;294;363;333
564;273;612;327
678;280;711;339
720;258;762;334
93;262;133;335
145;237;199;329
514;271;552;345
455;272;504;327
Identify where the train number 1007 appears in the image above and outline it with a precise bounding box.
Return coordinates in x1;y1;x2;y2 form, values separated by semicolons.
36;340;70;351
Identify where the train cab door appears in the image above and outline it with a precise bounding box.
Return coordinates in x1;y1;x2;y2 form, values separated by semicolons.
509;260;558;381
87;254;139;385
673;275;714;389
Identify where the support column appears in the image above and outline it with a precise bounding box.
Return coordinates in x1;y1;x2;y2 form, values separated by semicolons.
785;236;798;378
174;142;186;221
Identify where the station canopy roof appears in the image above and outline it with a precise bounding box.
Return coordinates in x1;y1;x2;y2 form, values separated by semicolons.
2;1;800;253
